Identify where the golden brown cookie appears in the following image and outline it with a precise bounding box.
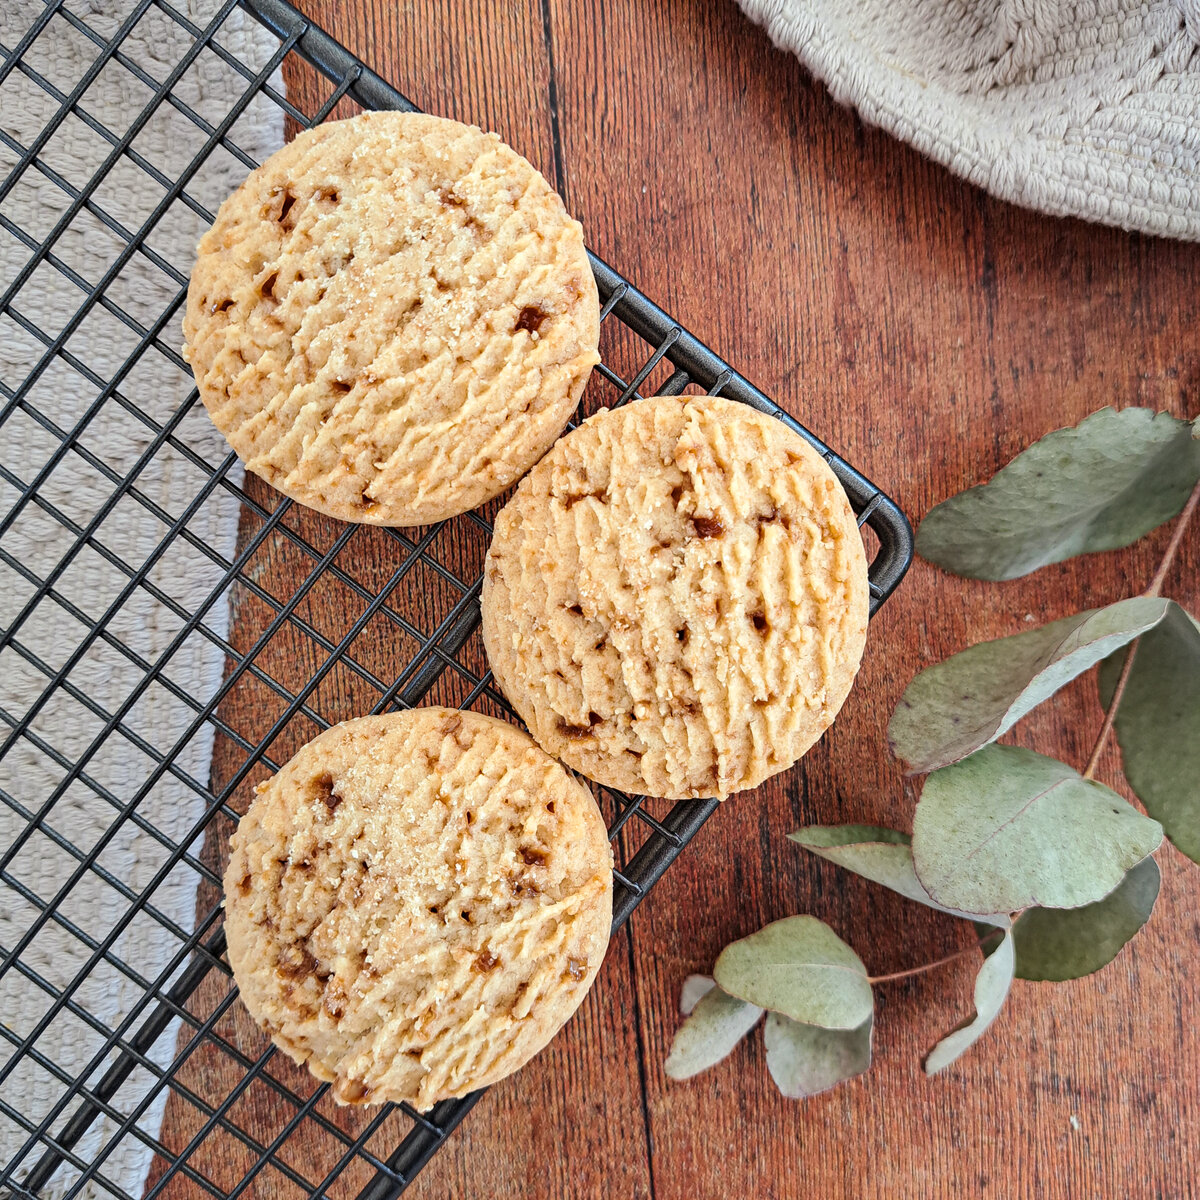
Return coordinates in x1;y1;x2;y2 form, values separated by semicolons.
184;111;600;525
223;708;612;1110
481;396;870;799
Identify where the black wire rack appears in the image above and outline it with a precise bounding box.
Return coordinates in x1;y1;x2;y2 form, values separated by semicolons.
0;1;913;1197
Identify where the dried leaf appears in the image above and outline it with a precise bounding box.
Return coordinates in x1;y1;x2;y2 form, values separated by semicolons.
789;826;1009;926
1012;857;1160;982
925;928;1015;1074
1100;602;1200;863
917;408;1200;580
889;598;1169;773
679;974;716;1016
713;916;873;1031
912;745;1163;914
763;1012;873;1099
664;983;763;1080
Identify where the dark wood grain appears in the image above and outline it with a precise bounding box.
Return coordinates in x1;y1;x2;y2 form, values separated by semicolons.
154;0;1200;1195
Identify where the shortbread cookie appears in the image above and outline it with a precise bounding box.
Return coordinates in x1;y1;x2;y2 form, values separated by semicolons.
184;111;600;525
481;396;870;799
223;708;613;1109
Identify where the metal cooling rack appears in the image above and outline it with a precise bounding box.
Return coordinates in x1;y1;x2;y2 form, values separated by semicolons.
0;1;913;1197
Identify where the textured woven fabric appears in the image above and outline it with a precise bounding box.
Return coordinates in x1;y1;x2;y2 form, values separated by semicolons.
738;0;1200;240
0;4;280;1196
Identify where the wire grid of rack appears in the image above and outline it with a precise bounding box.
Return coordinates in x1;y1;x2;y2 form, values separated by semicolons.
0;1;913;1197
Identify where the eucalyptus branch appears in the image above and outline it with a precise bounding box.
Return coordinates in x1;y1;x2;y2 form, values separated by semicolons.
1082;476;1200;780
667;409;1199;1097
1145;477;1200;599
869;926;1005;985
1082;641;1139;780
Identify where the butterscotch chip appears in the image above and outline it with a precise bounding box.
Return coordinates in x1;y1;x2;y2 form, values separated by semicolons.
184;111;600;525
223;709;612;1110
481;396;870;799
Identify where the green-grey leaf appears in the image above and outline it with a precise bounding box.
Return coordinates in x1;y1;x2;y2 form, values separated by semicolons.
763;1012;873;1099
1100;602;1200;864
679;973;716;1016
792;824;912;849
912;745;1163;914
925;928;1014;1074
789;826;1009;926
1012;857;1160;982
916;408;1200;580
889;597;1170;773
664;983;763;1080
713;915;873;1030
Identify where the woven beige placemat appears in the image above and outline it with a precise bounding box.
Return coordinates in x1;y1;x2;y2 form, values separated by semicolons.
738;0;1200;240
0;4;281;1196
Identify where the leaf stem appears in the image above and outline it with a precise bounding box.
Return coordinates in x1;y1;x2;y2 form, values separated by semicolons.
1145;478;1200;599
1082;640;1139;781
1082;476;1200;780
869;928;1004;985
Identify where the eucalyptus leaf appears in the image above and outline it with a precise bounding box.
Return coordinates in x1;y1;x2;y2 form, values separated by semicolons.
1012;857;1160;982
889;597;1170;773
912;745;1163;914
679;974;716;1016
664;983;763;1080
792;824;912;849
925;928;1015;1074
789;826;1009;926
1100;602;1200;864
916;408;1200;580
763;1012;873;1099
713;916;873;1030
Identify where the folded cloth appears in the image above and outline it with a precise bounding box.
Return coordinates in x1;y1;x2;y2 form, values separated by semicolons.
737;0;1200;240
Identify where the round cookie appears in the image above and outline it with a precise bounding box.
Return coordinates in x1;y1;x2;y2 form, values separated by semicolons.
184;111;600;526
481;395;870;800
223;708;612;1110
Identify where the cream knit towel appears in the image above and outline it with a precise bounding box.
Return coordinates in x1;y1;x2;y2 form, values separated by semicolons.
737;0;1200;240
0;3;280;1196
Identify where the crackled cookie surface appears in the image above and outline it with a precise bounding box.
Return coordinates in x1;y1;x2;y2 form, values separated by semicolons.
481;395;870;799
184;111;599;525
223;709;612;1110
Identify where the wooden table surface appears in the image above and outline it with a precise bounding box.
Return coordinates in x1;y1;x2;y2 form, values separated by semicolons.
156;2;1200;1197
